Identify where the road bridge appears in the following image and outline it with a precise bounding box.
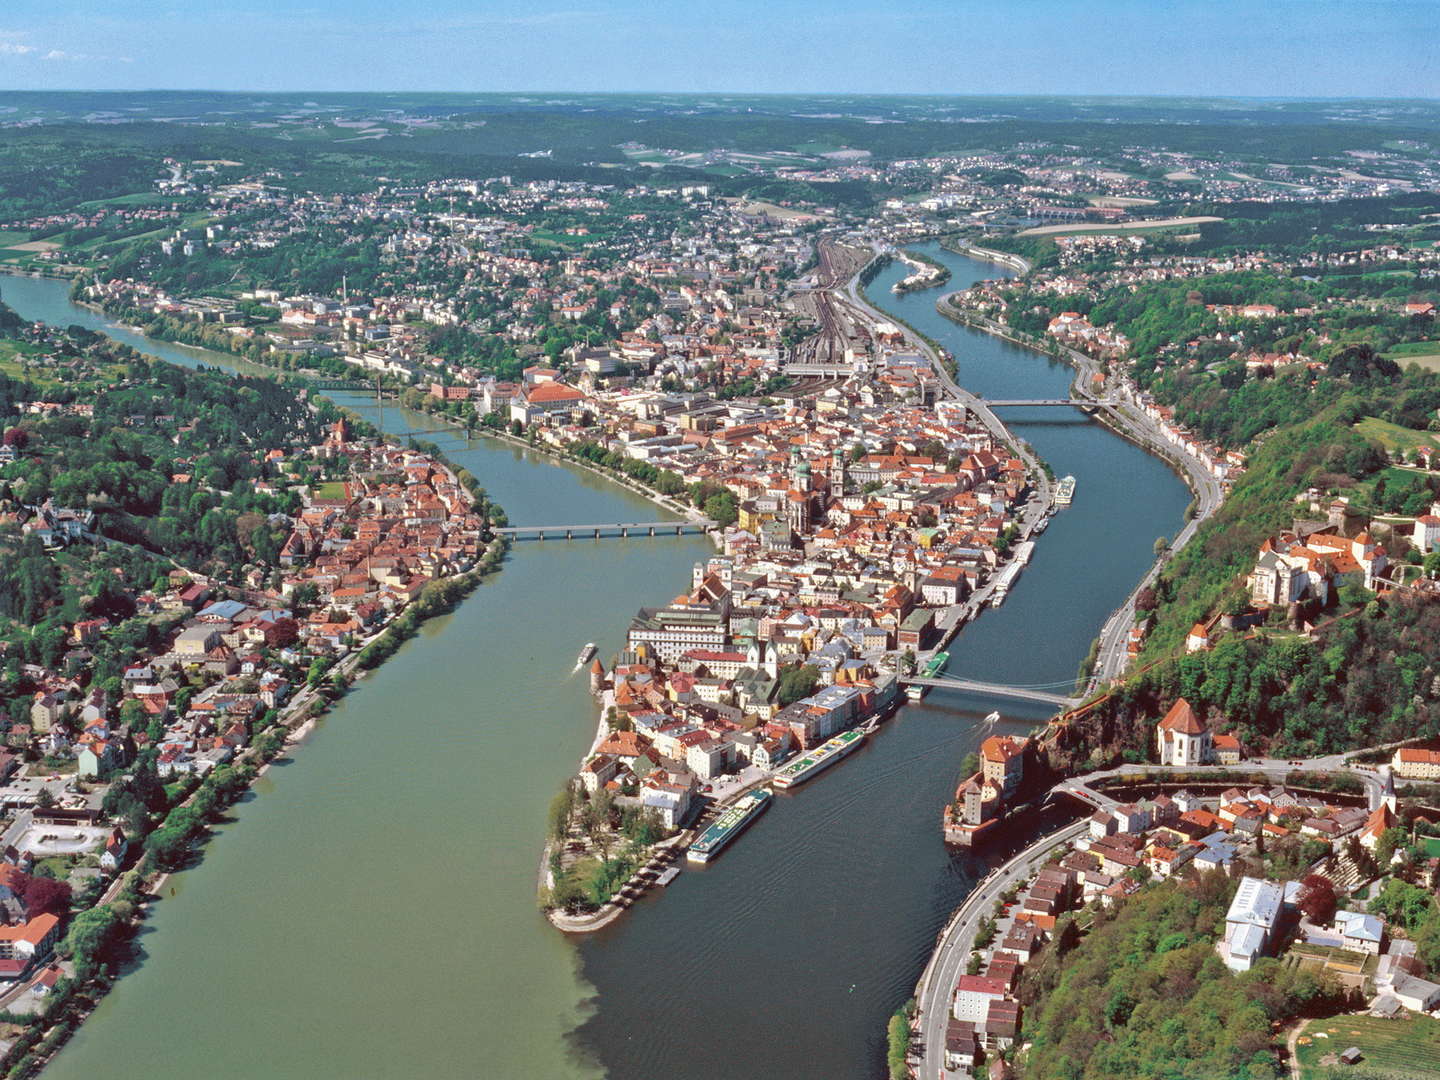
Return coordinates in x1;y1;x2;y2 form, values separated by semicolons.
899;675;1076;708
983;398;1118;407
308;380;382;392
495;520;715;541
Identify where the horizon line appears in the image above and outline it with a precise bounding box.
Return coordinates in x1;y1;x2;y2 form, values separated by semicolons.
1;88;1439;104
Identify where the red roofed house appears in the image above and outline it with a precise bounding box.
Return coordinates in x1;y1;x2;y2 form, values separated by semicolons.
511;381;587;424
980;735;1029;797
953;974;1009;1023
1213;733;1243;765
0;914;60;981
1393;746;1440;780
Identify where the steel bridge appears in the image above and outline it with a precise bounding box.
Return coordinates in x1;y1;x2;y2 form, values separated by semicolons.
494;520;716;541
900;674;1076;708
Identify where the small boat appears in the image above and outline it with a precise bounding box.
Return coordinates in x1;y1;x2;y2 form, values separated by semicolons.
575;642;597;668
656;867;681;887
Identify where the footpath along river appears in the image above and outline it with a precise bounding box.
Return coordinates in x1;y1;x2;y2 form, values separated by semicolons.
0;246;1189;1079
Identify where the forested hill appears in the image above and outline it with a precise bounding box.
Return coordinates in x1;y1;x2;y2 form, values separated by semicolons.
1049;361;1440;767
0;307;341;636
1017;873;1345;1079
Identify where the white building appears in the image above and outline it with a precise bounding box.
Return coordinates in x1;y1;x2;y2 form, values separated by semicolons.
1415;514;1440;555
1221;876;1284;972
1157;698;1211;766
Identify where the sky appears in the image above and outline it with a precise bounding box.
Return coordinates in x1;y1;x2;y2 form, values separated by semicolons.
0;0;1436;98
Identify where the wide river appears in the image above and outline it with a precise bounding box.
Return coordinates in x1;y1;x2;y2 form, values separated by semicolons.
0;243;1188;1079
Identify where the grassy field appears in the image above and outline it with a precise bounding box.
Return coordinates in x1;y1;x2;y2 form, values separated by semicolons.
312;481;348;501
76;192;168;210
1296;1014;1440;1079
1016;215;1223;237
1382;341;1440;357
1356;415;1440;454
1385;341;1440;371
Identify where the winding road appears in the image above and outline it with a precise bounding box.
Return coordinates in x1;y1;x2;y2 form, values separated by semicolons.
914;754;1392;1079
926;293;1226;691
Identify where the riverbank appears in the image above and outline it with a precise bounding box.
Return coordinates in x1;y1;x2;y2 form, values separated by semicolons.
6;431;508;1080
931;288;1228;690
891;248;951;294
937;236;1034;275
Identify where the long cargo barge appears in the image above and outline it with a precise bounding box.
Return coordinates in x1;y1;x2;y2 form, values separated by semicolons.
687;788;773;863
772;728;866;789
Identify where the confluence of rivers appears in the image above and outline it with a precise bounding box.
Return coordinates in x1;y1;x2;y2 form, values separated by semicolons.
0;240;1189;1079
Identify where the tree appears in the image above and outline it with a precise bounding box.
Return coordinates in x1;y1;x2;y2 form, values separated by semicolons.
886;1004;912;1080
776;664;820;707
61;903;125;977
22;875;70;918
1296;873;1337;923
548;787;574;841
1375;826;1407;870
701;491;739;528
306;658;332;689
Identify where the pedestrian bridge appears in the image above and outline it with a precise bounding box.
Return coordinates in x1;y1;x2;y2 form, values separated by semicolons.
495;520;715;541
900;674;1076;708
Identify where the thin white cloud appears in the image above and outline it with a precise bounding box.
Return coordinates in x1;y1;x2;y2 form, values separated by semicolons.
0;29;125;62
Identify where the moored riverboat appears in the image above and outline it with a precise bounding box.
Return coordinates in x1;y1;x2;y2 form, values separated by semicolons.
687;789;773;863
772;729;866;789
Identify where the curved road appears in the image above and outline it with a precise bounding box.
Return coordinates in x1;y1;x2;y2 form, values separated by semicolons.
928;294;1226;691
915;754;1392;1078
915;818;1088;1080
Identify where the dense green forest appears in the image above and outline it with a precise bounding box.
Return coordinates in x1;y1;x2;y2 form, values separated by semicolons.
1019;874;1345;1080
1066;590;1440;764
0;308;345;682
1;356;324;571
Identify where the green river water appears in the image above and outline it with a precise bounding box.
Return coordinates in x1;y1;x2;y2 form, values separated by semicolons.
0;253;1189;1079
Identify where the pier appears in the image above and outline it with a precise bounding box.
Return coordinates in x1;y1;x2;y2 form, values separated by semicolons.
898;674;1076;708
494;520;715;541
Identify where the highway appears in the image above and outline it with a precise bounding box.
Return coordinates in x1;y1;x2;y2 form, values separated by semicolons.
1084;395;1224;690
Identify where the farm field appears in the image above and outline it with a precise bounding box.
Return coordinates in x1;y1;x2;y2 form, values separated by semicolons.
1355;416;1440;454
1295;1014;1440;1079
